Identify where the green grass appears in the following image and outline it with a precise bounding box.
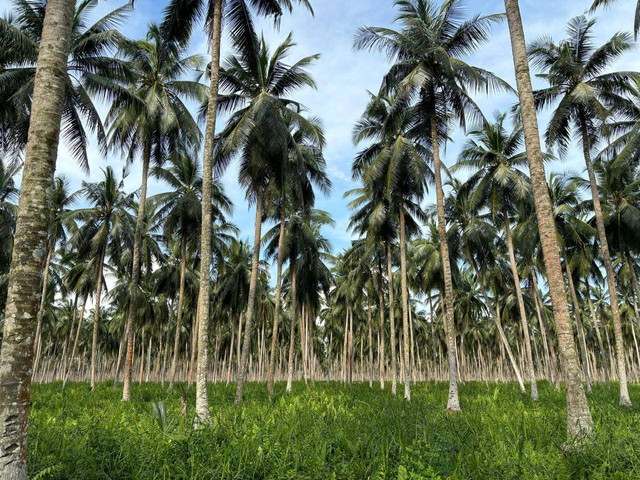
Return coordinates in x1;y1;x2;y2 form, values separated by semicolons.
28;381;640;479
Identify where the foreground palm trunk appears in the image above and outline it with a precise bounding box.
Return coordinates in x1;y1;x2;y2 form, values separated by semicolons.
267;206;286;394
194;0;223;423
0;0;75;476
429;114;460;411
504;0;593;440
121;140;151;402
385;238;397;394
578;112;630;407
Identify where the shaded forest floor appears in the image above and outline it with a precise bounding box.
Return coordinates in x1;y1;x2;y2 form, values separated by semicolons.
29;381;640;479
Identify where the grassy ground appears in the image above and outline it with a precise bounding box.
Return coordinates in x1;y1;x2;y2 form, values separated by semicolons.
28;381;640;479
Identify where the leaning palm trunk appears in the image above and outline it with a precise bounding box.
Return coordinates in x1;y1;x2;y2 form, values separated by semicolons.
385;238;397;395
267;205;286;394
169;238;188;390
121;139;151;402
32;243;54;378
0;0;75;476
90;247;107;390
578;110;630;407
194;0;223;423
398;207;411;401
504;0;593;440
286;260;298;392
429;113;460;411
236;192;264;404
503;211;538;400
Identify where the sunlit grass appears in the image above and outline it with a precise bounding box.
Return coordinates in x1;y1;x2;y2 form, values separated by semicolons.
29;381;640;479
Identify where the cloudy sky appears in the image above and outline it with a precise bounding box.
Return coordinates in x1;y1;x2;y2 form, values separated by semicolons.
1;0;638;262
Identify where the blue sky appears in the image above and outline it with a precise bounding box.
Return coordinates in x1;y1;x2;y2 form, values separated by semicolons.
2;0;638;260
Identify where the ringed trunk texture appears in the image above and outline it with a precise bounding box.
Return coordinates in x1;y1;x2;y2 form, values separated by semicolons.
429;113;460;411
235;192;264;404
267;205;286;394
504;0;593;440
194;0;223;423
578;110;630;407
0;0;75;476
121;138;151;402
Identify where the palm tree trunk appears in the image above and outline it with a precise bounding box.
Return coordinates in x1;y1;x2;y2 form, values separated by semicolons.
286;259;298;392
169;237;188;390
377;270;386;389
398;206;411;401
504;0;593;439
90;247;107;391
429;113;460;411
503;210;538;400
122;137;151;402
386;237;397;395
236;192;263;404
0;0;75;472
194;0;223;423
32;243;55;379
367;291;374;388
63;295;88;388
267;205;286;393
578;109;630;406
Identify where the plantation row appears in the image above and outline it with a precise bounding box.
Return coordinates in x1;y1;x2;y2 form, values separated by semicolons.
2;0;640;478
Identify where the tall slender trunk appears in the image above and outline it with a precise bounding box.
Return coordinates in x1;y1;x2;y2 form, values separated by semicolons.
90;247;107;391
377;271;386;389
169;237;188;390
429;112;459;411
63;295;88;387
0;1;75;474
385;238;397;394
504;0;593;439
367;291;374;388
122;137;151;402
267;205;286;393
586;284;610;385
503;210;538;400
578;110;630;406
564;258;592;392
398;206;411;400
236;192;264;404
194;0;223;423
32;243;54;378
286;259;298;392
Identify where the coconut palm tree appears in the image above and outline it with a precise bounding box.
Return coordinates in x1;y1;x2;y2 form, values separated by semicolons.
503;0;593;441
454;113;538;400
0;0;83;473
212;28;321;404
106;23;206;402
69;167;133;390
353;92;430;400
161;0;313;421
529;15;637;407
151;151;232;389
355;0;509;411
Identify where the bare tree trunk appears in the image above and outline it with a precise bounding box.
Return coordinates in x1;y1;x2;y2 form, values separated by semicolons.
90;248;107;391
398;207;411;401
194;0;223;423
564;260;592;393
386;238;397;395
236;192;264;404
32;243;54;378
122;138;151;402
286;261;298;392
578;109;630;407
267;205;286;393
503;211;538;400
63;295;88;388
504;0;593;440
429;112;459;411
169;238;188;390
377;270;386;389
0;0;75;475
367;292;374;388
